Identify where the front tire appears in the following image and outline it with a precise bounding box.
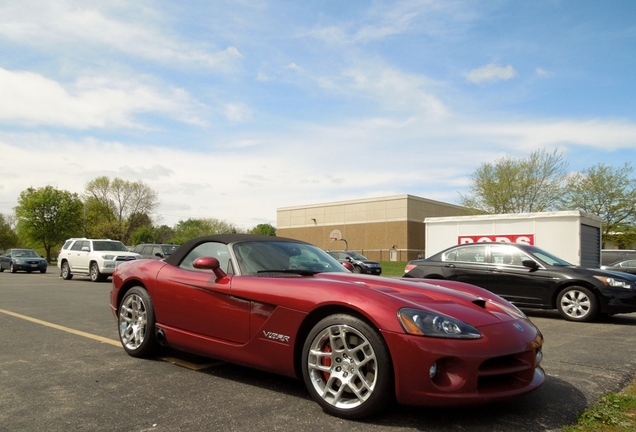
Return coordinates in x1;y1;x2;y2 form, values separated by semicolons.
301;314;393;419
118;287;159;358
61;262;73;280
90;262;105;282
10;263;16;273
557;286;598;322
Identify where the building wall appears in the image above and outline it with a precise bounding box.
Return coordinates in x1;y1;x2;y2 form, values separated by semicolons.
277;194;473;261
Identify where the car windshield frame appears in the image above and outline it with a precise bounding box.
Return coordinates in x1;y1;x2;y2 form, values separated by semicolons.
232;241;348;276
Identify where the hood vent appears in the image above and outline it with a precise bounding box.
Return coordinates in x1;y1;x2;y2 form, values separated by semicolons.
472;298;487;309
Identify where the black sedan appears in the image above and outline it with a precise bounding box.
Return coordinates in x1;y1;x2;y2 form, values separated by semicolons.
602;259;636;275
403;242;636;322
0;248;48;273
326;251;382;275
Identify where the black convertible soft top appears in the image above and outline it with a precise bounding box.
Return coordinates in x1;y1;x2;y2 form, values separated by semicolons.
164;234;306;267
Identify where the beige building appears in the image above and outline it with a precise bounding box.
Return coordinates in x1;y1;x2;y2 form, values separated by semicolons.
276;194;473;262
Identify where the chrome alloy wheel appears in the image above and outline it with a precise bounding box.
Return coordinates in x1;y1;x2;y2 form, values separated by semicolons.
559;289;592;319
118;293;148;350
306;324;378;410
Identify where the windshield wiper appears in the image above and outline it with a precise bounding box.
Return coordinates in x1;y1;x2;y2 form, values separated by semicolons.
257;269;319;276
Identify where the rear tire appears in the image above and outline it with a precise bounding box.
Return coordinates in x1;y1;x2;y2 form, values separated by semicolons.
118;287;159;358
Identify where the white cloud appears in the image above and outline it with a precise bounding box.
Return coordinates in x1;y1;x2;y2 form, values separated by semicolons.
0;0;242;71
2;113;636;228
535;68;552;77
466;63;517;84
0;68;204;129
223;103;252;123
339;63;449;118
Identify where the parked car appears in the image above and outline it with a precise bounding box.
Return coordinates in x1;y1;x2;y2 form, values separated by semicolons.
110;234;544;419
601;259;636;275
326;251;382;275
601;249;636;266
57;238;141;282
403;242;636;322
132;243;180;260
0;249;47;273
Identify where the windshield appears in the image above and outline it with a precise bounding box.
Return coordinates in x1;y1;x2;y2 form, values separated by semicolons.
161;245;179;255
14;249;39;257
92;241;129;252
233;241;349;275
526;245;573;266
346;252;369;260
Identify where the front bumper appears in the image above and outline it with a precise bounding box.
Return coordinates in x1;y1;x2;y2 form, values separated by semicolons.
383;318;544;406
12;261;47;271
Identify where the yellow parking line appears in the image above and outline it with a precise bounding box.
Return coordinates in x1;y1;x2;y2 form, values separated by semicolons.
0;308;223;370
0;308;121;347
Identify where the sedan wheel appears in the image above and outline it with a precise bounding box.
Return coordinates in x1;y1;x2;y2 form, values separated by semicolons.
302;314;393;419
118;287;158;358
10;263;16;273
557;286;598;322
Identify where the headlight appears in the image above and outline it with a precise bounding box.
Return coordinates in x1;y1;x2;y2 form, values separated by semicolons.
102;254;116;260
398;308;482;339
15;259;25;264
594;275;633;289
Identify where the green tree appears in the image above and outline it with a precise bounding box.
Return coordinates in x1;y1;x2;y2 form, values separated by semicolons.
460;149;569;213
170;218;244;244
0;213;19;250
84;176;159;244
14;186;84;261
249;223;276;236
561;163;636;247
130;224;176;247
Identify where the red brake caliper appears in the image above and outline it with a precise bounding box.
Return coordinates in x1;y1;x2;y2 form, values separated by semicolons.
321;343;332;380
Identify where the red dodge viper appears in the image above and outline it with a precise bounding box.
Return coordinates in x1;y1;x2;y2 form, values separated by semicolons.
110;234;544;419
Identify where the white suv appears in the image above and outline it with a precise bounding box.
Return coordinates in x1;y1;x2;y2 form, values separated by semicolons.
57;238;141;282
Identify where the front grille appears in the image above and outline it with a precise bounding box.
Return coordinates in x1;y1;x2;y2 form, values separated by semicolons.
115;256;138;262
477;350;537;393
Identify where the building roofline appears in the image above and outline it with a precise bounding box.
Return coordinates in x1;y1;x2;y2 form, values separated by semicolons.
277;194;470;211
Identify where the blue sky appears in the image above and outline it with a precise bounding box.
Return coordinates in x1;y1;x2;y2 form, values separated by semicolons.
1;0;635;229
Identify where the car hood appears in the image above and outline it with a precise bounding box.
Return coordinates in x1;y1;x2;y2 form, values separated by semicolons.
356;259;380;265
549;265;636;281
317;273;527;328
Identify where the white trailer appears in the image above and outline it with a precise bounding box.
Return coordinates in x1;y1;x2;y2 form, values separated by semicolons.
424;211;602;267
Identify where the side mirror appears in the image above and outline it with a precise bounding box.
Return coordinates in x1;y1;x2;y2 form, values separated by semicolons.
193;256;227;280
342;261;354;271
522;259;539;269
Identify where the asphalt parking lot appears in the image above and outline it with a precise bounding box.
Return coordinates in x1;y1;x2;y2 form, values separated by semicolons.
2;270;636;432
